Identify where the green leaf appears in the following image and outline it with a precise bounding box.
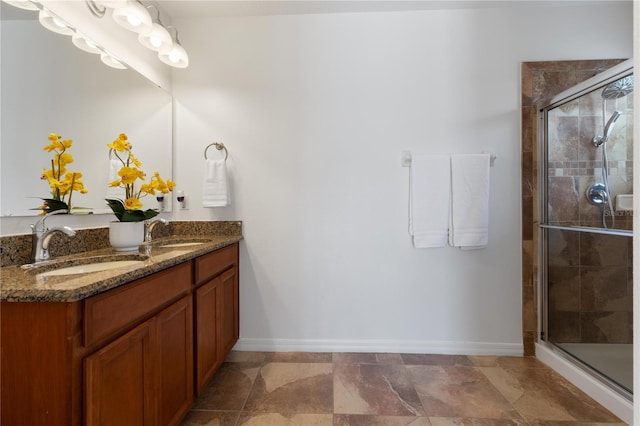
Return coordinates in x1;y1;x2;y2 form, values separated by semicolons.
121;210;147;222
30;198;69;214
106;199;159;222
105;198;125;221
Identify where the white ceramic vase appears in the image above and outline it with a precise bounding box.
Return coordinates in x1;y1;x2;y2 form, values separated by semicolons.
109;221;144;252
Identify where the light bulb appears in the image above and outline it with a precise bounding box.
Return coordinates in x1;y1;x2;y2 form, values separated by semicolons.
138;22;172;52
100;53;127;69
158;43;188;68
150;36;162;48
38;9;74;36
112;0;152;34
72;33;102;54
127;15;141;27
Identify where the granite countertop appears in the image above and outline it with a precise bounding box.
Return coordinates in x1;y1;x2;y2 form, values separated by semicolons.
1;234;242;303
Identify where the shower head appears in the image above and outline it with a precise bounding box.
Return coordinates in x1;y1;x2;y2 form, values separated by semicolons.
603;111;621;141
593;111;622;147
602;75;633;99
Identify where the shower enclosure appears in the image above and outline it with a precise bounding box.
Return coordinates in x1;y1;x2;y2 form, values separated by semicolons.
539;59;633;398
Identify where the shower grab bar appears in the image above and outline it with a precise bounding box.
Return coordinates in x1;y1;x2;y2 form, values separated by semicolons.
539;224;632;238
400;151;496;167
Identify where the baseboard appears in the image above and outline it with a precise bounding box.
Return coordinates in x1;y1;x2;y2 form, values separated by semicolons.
233;337;523;356
535;343;633;425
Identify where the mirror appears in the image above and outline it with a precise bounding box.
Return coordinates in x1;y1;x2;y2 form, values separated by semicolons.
0;3;173;217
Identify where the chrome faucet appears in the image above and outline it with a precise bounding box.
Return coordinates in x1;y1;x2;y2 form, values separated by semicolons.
30;210;76;264
144;218;169;243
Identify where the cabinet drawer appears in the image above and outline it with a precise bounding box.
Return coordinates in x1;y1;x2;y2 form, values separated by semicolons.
84;261;192;347
195;243;238;285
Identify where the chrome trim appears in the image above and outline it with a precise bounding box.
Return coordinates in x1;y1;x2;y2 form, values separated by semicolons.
85;0;106;17
546;59;633;108
539;224;632;237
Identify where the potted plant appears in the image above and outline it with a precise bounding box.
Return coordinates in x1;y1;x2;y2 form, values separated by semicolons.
35;133;88;214
106;133;175;251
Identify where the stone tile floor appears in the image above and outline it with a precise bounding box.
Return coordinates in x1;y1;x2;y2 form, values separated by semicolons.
180;351;626;426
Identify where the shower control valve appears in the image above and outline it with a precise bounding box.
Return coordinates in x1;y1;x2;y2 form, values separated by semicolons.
586;183;608;206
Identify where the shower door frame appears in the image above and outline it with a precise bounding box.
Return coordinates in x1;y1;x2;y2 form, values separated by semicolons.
537;60;634;401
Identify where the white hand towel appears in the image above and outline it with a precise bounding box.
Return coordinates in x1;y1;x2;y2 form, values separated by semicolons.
203;159;230;207
449;154;490;249
409;154;450;248
106;159;125;199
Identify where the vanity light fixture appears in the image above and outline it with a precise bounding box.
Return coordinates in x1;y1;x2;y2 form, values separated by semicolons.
72;32;102;54
158;26;188;68
6;0;190;69
112;0;152;34
38;9;74;36
2;0;38;10
100;52;127;69
138;5;172;52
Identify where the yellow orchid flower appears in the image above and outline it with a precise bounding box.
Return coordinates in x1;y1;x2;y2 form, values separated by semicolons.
124;197;143;210
41;168;55;181
64;172;86;191
129;153;142;168
107;134;131;152
118;166;140;185
55;152;74;166
38;133;88;214
140;183;156;195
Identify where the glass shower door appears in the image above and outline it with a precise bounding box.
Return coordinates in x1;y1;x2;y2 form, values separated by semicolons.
541;70;633;396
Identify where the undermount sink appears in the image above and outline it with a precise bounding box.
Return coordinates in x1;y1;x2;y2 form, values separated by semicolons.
23;254;148;276
159;242;206;248
37;260;145;277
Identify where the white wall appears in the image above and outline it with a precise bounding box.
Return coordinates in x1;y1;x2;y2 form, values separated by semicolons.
171;3;632;354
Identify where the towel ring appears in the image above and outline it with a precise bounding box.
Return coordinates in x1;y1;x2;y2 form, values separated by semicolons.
204;142;228;161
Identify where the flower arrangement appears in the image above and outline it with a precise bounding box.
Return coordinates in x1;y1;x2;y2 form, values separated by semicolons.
106;133;176;222
36;133;88;214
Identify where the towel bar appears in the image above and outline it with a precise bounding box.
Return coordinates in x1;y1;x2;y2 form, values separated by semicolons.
401;151;496;167
204;142;228;161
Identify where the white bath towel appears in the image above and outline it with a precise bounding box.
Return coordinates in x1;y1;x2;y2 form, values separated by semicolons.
409;154;450;248
202;159;230;207
106;159;125;199
449;154;490;249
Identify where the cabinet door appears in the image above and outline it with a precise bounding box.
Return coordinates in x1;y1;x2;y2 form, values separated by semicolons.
157;296;194;426
219;266;239;357
195;276;221;393
85;320;157;426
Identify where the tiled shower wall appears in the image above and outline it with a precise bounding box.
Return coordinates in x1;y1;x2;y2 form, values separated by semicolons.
547;230;633;343
547;89;633;230
520;59;628;355
545;81;633;344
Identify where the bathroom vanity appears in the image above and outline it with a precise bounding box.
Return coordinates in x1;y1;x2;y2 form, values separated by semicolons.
0;233;240;426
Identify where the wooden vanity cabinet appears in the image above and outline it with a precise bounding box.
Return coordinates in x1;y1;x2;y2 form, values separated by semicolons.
1;242;239;426
84;295;194;426
194;244;240;393
83;261;194;426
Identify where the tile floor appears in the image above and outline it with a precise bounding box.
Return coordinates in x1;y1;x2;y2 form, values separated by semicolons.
180;351;626;426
